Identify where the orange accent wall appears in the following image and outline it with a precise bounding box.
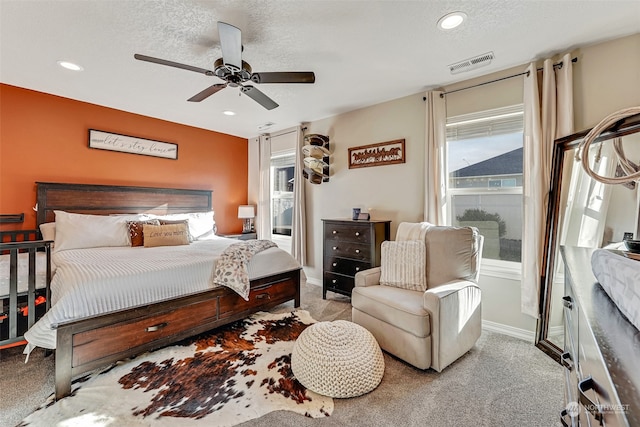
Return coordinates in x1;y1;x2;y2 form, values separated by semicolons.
0;84;248;234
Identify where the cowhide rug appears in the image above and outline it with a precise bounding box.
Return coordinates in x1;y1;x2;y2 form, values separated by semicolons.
20;310;333;426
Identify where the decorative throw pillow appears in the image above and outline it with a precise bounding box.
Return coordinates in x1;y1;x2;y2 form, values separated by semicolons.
143;223;190;247
127;219;160;247
156;211;216;240
379;240;427;291
158;219;193;242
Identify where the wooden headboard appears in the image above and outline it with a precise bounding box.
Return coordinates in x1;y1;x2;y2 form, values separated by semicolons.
36;182;212;226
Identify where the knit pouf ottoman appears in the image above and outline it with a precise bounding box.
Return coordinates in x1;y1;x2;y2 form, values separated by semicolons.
291;320;384;398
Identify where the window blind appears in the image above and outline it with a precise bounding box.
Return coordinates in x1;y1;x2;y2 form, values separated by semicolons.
446;104;524;141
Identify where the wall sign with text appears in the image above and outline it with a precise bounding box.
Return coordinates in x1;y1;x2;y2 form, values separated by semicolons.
88;129;178;160
348;139;405;169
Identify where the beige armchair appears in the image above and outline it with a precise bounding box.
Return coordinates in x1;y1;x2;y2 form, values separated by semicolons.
351;222;483;371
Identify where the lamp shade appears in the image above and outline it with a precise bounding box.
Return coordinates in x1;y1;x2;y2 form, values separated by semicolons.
238;205;255;219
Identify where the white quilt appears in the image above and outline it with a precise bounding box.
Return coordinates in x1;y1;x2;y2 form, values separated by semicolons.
24;238;300;351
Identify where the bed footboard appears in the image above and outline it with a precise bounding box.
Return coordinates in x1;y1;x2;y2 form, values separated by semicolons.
0;231;53;349
55;268;301;399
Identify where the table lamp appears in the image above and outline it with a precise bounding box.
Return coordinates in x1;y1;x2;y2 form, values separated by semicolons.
238;205;255;233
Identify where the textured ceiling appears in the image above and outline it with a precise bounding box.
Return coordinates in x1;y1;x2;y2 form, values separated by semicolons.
1;0;639;138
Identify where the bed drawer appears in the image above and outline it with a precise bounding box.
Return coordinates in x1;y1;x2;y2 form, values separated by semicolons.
219;276;298;319
71;298;218;367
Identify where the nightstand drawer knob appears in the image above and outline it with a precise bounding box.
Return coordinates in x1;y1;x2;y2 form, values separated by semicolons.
332;279;337;284
333;246;337;250
332;230;337;234
355;249;360;254
332;262;337;267
355;232;360;236
355;267;360;271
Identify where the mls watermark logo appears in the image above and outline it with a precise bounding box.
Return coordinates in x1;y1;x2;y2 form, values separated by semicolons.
565;400;629;418
566;401;580;418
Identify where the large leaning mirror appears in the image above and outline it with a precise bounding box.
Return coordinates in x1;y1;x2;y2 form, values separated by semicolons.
535;112;640;361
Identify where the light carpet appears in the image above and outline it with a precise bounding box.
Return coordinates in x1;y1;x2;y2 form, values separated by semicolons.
18;310;332;427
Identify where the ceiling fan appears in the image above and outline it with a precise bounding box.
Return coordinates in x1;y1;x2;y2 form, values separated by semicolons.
134;22;315;110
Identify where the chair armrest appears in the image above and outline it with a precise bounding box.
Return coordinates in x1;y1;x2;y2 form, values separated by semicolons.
422;280;482;372
354;267;382;287
423;280;479;303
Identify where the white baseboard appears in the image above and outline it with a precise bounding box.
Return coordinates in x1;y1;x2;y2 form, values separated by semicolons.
482;320;535;342
548;325;564;338
304;276;322;287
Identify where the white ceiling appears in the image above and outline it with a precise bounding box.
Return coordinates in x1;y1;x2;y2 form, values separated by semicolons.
1;1;639;139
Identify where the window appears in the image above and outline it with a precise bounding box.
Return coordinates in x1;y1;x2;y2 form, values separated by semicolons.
271;151;295;236
446;105;524;263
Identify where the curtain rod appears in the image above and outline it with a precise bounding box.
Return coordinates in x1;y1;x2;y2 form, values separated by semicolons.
431;57;578;98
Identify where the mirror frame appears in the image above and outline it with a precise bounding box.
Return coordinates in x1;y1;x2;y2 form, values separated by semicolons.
535;112;640;362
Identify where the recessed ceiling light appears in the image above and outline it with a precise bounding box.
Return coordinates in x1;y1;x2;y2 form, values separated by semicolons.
437;12;467;30
57;61;84;71
222;110;236;116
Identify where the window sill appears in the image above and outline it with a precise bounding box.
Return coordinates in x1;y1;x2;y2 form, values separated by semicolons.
480;259;521;281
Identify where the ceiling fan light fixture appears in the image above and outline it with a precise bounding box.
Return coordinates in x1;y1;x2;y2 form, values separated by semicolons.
57;60;84;71
222;110;236;116
437;12;467;30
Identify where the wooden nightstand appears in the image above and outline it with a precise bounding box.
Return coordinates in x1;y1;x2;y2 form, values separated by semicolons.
220;232;257;241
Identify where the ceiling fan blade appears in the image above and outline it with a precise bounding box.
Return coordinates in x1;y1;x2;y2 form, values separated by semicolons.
134;54;213;75
217;22;242;72
188;83;227;102
251;72;316;84
240;85;279;110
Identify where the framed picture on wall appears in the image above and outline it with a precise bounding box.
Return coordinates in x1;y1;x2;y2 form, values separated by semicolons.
348;139;405;169
88;129;178;160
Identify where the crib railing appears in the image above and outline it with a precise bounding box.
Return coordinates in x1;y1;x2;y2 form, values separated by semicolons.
0;230;53;349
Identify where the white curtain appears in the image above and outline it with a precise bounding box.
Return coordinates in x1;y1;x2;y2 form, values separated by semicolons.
257;134;272;240
521;53;574;318
424;90;447;225
291;126;307;265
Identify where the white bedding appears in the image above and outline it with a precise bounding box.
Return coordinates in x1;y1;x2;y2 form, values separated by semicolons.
0;252;53;297
24;237;300;351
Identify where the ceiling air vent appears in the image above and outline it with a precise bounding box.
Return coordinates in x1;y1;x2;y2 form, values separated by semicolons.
448;51;495;75
257;122;275;131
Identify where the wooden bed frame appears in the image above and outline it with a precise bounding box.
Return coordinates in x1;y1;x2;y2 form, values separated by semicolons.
34;182;301;399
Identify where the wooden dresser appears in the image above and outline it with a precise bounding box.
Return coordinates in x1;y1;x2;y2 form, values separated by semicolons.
560;246;639;426
322;219;390;299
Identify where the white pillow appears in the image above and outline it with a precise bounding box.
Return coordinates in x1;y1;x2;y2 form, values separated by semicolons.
155;211;216;240
379;240;427;291
53;210;130;252
39;222;56;241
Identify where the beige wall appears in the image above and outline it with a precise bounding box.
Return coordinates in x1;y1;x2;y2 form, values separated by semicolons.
573;34;640;131
302;93;426;282
257;33;640;336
